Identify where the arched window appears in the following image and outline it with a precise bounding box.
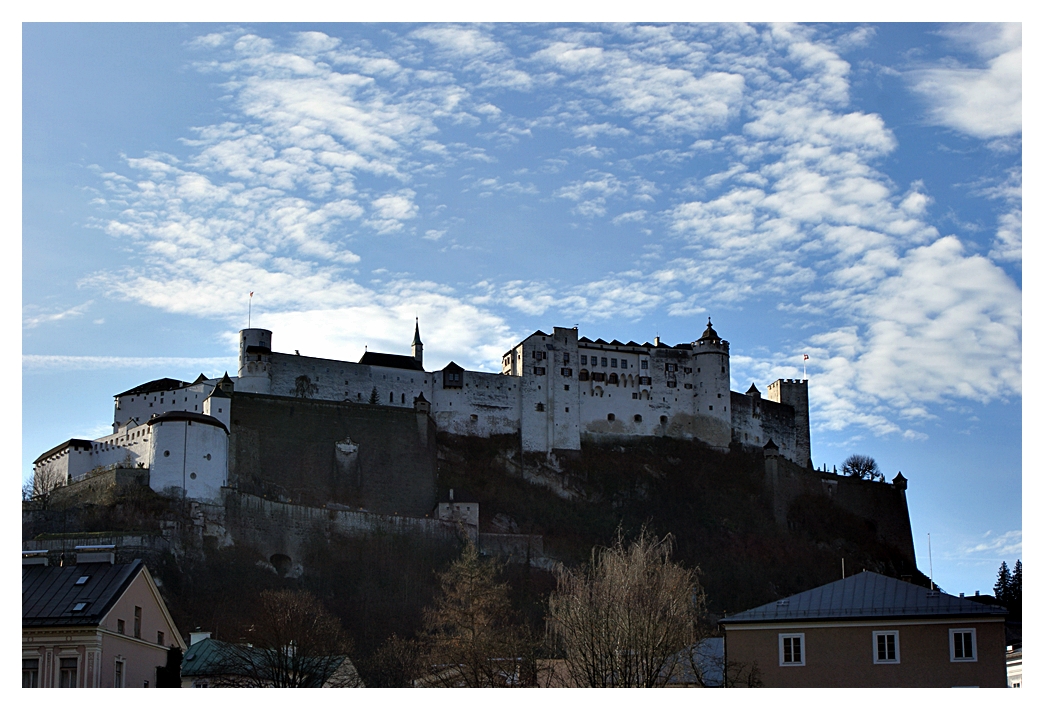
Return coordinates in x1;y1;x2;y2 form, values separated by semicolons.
579;369;590;381
402;393;406;404
608;373;619;385
607;413;615;421
660;415;668;424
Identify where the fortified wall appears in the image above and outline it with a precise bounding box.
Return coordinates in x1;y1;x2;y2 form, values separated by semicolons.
228;392;437;516
764;445;916;564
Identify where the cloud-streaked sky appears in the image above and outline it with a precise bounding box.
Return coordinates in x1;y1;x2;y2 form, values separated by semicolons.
23;22;1021;597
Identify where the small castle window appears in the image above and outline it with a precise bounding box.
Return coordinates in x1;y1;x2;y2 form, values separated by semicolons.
581;355;587;365
641;360;648;369
621;359;627;368
634;414;642;422
709;405;713;410
607;413;615;421
565;407;569;412
470;414;478;421
611;358;618;368
564;385;570;391
601;357;608;367
535;403;545;412
563;353;570;364
632;392;638;399
721;367;725;373
660;415;668;424
190;472;197;480
164;451;170;457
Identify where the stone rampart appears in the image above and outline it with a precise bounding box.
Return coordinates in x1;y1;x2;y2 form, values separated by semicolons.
229;392;437;515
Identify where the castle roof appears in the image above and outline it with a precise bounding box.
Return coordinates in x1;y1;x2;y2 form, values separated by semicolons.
114;377;190;398
147;410;229;434
722;571;1007;625
206;385;231;399
746;383;760;395
698;318;719;342
442;361;464;373
192;373;208;384
33;438;95;465
359;351;425;371
412;318;422;346
219;371;234;384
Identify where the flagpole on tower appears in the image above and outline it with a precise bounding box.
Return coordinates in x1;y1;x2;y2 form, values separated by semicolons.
248;291;254;328
803;353;809;380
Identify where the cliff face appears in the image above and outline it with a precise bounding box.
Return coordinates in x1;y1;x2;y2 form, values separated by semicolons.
434;433;923;615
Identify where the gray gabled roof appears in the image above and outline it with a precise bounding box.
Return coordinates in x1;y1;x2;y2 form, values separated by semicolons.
722;571;1007;625
23;559;144;628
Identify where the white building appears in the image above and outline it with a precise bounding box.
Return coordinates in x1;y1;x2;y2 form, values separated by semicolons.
33;320;811;504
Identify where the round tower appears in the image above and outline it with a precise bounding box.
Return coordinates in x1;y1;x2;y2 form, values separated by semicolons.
691;318;731;448
238;328;273;394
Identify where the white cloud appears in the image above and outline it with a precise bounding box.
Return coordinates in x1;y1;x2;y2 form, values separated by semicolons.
23;301;94;329
961;529;1021;559
907;23;1021;139
23;355;238;372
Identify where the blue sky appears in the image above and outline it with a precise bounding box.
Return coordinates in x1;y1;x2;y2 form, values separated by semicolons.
22;22;1021;597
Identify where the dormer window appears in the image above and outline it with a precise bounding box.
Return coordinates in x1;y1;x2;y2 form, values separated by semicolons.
75;576;90;585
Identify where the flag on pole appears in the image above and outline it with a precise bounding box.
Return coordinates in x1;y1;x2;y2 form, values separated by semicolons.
250;291;254;297
803;354;809;361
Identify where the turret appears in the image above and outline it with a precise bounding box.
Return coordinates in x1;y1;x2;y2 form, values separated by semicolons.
691;318;731;448
411;318;423;367
238;328;273;394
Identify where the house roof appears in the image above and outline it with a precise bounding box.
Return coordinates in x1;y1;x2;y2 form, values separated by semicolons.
181;637;351;687
722;571;1008;625
147;410;230;434
358;351;425;371
23;559;144;628
114;378;191;398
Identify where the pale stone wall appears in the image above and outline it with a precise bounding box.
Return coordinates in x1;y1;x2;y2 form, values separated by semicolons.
148;419;228;503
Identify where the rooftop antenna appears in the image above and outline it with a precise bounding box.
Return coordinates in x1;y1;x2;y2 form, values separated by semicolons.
248;291;254;328
928;532;934;590
842;558;845;579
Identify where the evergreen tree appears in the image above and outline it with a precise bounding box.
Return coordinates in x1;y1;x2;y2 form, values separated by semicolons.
994;561;1012;606
1009;560;1022;619
368;386;379;405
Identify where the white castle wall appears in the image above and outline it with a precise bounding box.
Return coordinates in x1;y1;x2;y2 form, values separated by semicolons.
113;380;221;432
148;418;228;503
430;369;521;438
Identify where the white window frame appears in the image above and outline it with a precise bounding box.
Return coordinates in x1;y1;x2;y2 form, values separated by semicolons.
950;628;977;662
872;630;900;664
22;654;42;688
779;633;805;666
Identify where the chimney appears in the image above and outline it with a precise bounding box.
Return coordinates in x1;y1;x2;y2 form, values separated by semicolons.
189;630;213;646
654;336;661;347
22;549;49;566
74;544;116;564
449;488;454;502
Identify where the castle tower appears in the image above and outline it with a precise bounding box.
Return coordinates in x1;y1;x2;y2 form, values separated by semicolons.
412;318;423;368
238;328;273;394
691;318;732;448
766;378;811;468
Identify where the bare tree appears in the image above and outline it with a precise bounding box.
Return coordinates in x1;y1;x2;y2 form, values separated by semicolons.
30;461;67;501
546;527;706;687
211;589;360;687
841;454;882;481
419;538;534;687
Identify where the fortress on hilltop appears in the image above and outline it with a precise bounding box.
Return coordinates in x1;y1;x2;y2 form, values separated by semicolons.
33;319;811;508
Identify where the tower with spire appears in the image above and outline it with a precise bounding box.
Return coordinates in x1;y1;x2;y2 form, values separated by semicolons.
412;318;423;368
